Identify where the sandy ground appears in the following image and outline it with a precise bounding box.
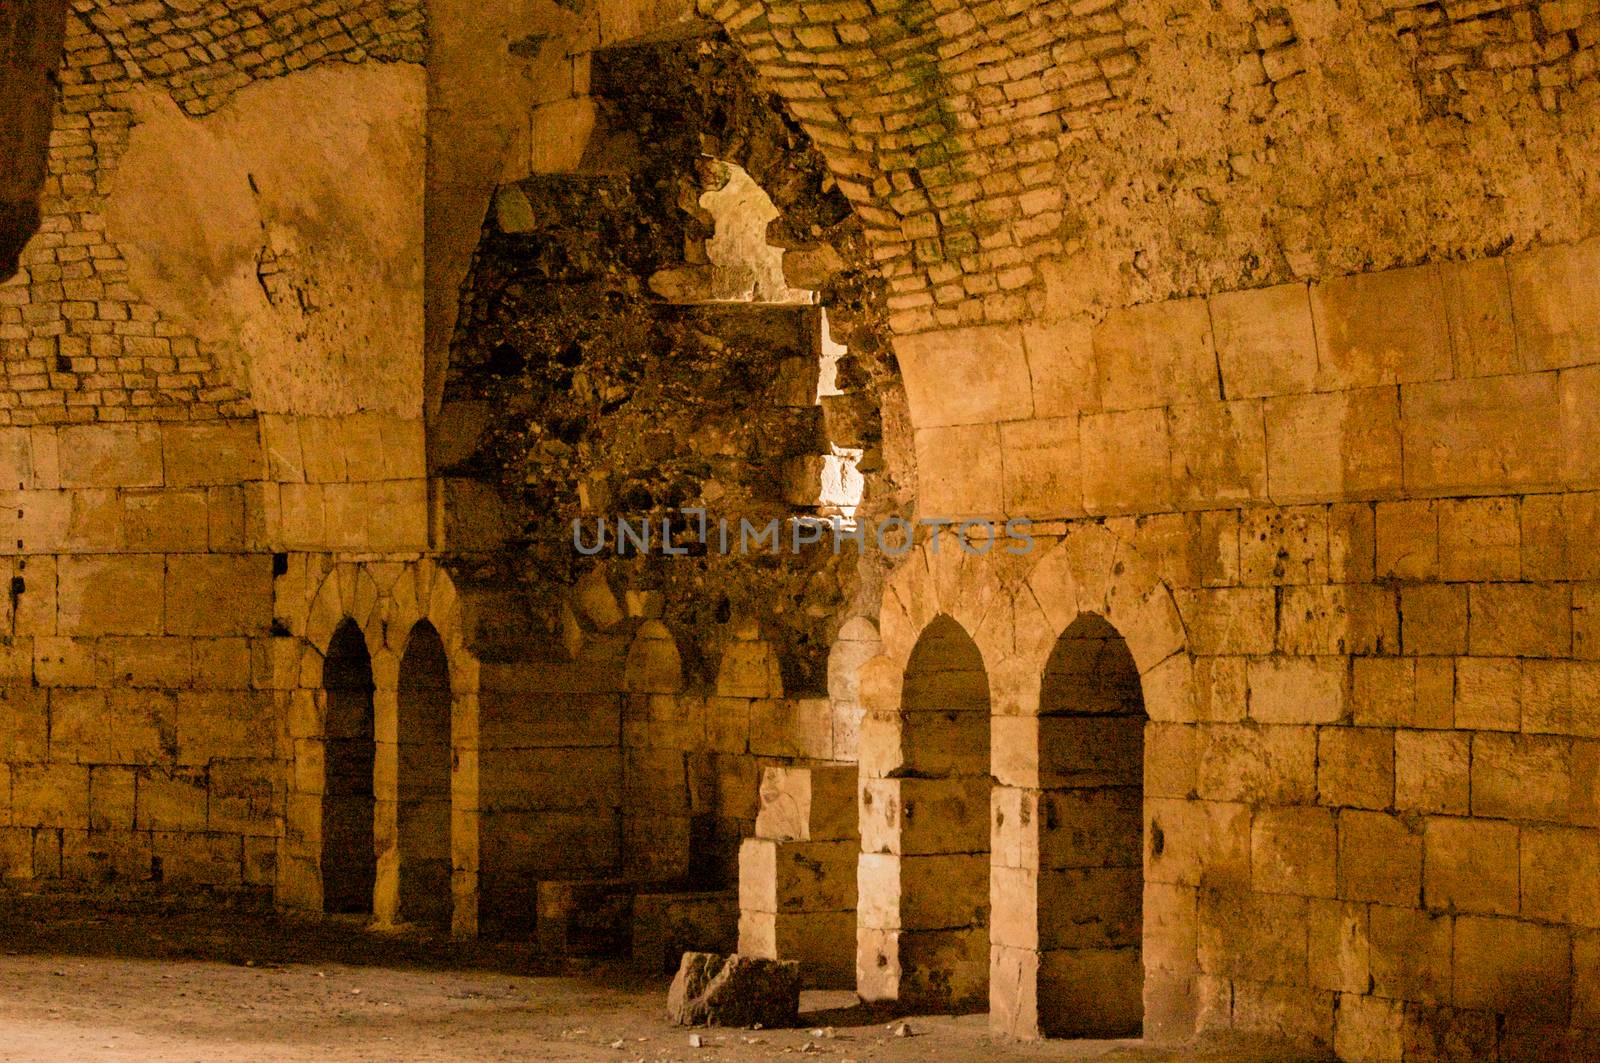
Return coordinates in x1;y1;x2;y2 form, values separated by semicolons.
0;890;1331;1063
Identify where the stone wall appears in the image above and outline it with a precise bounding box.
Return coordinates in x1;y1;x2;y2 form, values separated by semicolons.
851;241;1600;1059
0;0;430;904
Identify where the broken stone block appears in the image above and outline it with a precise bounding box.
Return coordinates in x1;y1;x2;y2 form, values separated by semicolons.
755;765;858;843
666;951;800;1028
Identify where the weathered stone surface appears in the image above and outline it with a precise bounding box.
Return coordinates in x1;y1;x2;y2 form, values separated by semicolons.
665;952;800;1028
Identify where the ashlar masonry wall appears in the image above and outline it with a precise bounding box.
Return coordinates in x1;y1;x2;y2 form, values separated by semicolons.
858;240;1600;1060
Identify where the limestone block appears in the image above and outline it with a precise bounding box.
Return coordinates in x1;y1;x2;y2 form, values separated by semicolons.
340;412;388;483
192;640;251;688
1144;881;1198;977
736;909;855;988
105;636;190;689
990;943;1041;1039
58;423;161;488
1337;992;1401;1063
1454;656;1519;731
1251;805;1336;897
1247;656;1345;725
1174;588;1275;655
898;927;989;1009
1169;399;1267;508
1039;866;1141;950
1451;916;1569;1022
1398;584;1466;656
1363;921;1441;1014
1040;786;1143;871
665;952;800;1029
1038;714;1142;790
1228;980;1334;1046
894;325;1032;428
1423;817;1519;915
754;765;857;842
1311;263;1452;390
1239;505;1329;586
990;786;1039;870
49;688;109;763
1562;365;1600;486
1278;584;1398;657
1401;375;1561;494
161;420;262;487
1210;282;1317;399
738;837;856;915
1308;899;1369;995
1337;810;1420;906
1000;416;1082;516
901;776;990;856
321;484;373;551
716;639;782;698
1145;797;1250;891
1437;497;1520;582
107;689;177;766
1079;407;1172;514
1092;298;1217;412
0;685;46;761
1038;946;1144;1038
164;554;273;637
122;489;209;552
1143;969;1199;1045
1329;502;1378;584
86;766;136;832
1196;724;1316;806
1024;319;1099;419
134;767;207;832
1394;730;1469;814
1191;656;1246;723
914;424;1003;517
152;831;244;886
1521;659;1600;737
176;690;274;763
1195;890;1308;984
1471;732;1577;824
894;853;988;931
1576;932;1600;1029
56;555;164;635
1508;239;1600;371
1145;721;1197;799
365;479;428;550
986;861;1037;951
1440;255;1518;379
1316;726;1393;809
624;623;683;694
1520;825;1600;928
1375;499;1438;580
208;759;279;836
1468;582;1571;658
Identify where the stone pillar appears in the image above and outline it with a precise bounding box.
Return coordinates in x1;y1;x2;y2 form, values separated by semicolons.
739;765;859;988
450;687;480;939
371;678;401;926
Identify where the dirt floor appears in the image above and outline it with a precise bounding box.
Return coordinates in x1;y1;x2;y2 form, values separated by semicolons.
0;890;1332;1062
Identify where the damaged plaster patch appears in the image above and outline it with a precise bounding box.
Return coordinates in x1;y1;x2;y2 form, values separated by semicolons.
103;64;426;417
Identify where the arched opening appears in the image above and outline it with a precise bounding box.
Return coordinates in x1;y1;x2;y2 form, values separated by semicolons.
899;613;991;1010
1036;613;1146;1038
322;619;376;914
398;620;452;929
